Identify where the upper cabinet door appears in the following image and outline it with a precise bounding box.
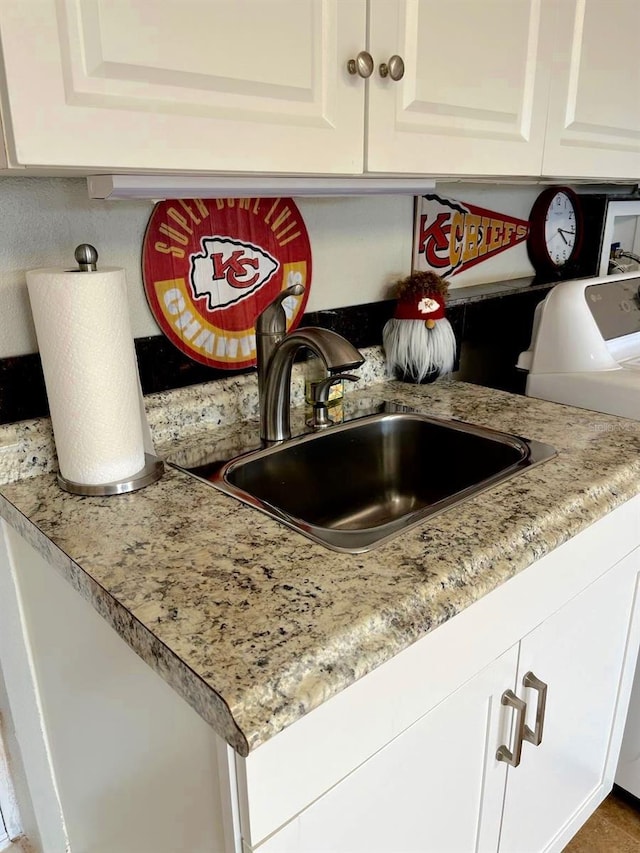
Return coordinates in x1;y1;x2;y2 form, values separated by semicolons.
366;0;552;176
0;0;366;173
543;0;640;180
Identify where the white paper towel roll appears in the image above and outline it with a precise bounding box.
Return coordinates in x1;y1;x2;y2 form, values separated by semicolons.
27;266;146;485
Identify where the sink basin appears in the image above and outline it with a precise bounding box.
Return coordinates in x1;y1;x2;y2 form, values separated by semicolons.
176;408;556;553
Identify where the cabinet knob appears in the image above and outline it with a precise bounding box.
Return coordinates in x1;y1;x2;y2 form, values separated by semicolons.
379;55;405;81
347;51;374;79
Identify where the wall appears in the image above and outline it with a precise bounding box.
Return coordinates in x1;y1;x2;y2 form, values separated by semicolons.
0;179;412;358
0;177;544;359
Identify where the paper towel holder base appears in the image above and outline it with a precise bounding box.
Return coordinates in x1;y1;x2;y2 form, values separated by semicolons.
57;453;164;496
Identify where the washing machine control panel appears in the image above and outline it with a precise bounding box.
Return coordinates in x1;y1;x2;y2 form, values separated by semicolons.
584;275;640;340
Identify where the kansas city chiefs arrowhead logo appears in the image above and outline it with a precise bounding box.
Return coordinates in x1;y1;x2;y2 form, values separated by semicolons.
142;197;311;370
190;237;279;311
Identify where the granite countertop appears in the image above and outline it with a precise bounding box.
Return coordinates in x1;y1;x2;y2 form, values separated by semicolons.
1;377;640;757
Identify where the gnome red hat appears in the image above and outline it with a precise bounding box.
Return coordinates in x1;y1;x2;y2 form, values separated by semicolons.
383;271;456;383
394;290;446;324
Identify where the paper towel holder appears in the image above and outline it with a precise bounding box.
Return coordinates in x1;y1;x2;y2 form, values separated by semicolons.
58;453;165;496
56;244;165;497
74;242;99;271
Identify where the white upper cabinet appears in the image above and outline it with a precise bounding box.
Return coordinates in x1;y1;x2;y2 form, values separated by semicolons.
0;0;367;173
366;0;552;177
0;0;637;179
542;0;640;180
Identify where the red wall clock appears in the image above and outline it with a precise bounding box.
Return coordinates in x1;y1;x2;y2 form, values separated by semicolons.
527;187;584;279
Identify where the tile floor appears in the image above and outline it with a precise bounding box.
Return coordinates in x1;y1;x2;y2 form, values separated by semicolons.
564;790;640;851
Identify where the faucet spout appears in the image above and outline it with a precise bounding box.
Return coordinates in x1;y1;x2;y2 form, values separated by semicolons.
260;327;364;443
255;283;305;400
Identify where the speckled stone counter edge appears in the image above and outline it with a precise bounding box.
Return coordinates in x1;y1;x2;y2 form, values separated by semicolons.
0;498;251;756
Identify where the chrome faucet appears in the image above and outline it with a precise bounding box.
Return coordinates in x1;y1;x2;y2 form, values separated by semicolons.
255;284;365;442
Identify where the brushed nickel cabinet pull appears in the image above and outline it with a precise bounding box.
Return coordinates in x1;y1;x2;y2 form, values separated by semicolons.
522;671;548;746
379;55;405;80
496;689;527;767
347;51;374;78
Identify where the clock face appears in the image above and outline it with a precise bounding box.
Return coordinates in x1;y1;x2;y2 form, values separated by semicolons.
544;191;577;268
527;186;583;279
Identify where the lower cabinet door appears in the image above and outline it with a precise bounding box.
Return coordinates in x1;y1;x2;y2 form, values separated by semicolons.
499;549;640;853
616;651;640;798
258;646;518;853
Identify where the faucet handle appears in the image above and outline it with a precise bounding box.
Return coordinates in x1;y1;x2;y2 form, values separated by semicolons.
312;373;359;405
306;374;358;430
255;283;305;337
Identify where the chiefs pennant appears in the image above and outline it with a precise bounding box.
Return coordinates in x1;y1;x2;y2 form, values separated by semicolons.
414;194;530;278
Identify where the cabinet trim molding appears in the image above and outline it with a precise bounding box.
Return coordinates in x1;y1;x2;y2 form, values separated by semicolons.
87;174;436;199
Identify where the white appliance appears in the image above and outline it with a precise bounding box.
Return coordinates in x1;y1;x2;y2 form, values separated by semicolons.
518;271;640;419
518;270;640;798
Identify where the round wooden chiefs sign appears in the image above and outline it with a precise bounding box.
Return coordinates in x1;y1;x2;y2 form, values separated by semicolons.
142;197;311;369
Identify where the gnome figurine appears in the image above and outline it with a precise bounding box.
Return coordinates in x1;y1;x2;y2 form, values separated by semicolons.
383;271;457;383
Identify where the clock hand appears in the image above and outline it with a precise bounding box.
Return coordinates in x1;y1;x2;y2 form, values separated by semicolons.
557;228;569;246
558;228;575;237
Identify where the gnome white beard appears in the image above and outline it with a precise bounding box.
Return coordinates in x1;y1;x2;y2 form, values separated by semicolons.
383;317;456;382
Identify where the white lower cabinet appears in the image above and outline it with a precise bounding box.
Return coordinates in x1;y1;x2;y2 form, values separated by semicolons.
242;540;640;853
499;555;638;852
1;499;640;853
0;522;233;853
258;647;517;853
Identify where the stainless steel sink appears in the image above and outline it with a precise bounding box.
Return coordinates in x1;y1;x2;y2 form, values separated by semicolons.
175;408;556;553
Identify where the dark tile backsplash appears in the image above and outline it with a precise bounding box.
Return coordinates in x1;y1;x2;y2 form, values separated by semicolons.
0;352;48;424
0;283;558;425
0;301;396;425
455;286;553;393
